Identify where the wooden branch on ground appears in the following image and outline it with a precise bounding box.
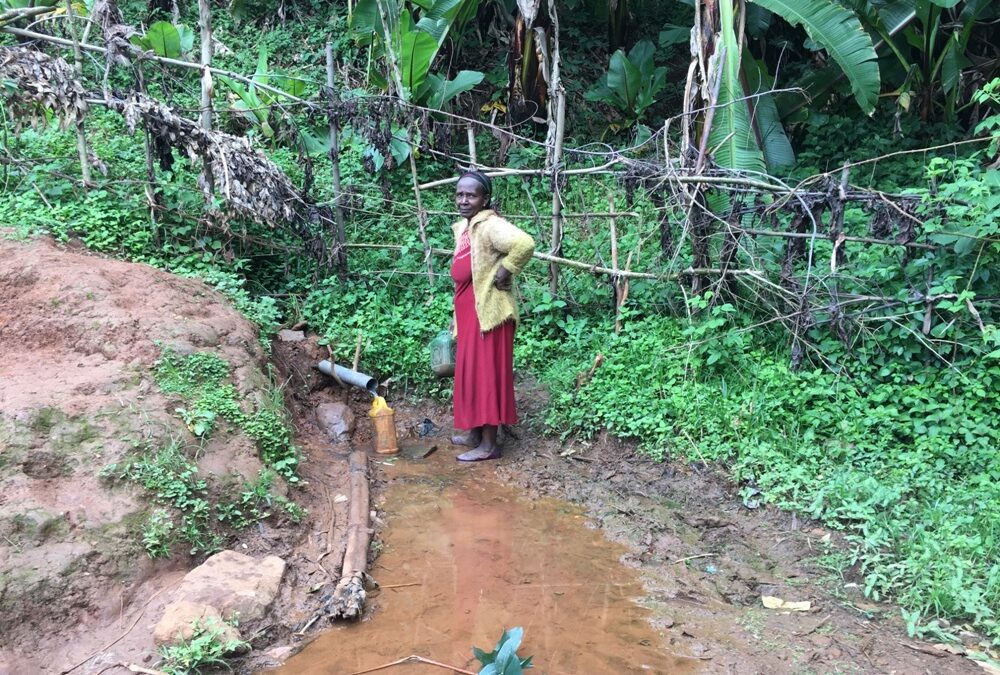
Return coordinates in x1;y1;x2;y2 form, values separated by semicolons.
325;449;371;620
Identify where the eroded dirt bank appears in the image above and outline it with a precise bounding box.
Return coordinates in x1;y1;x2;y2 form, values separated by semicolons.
0;235;352;674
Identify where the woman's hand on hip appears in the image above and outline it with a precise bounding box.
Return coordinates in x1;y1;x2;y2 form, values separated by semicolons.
494;266;513;291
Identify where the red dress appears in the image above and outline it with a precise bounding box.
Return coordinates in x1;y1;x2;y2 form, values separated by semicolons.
451;233;517;429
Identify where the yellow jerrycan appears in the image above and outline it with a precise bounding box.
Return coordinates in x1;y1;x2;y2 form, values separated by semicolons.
369;396;398;455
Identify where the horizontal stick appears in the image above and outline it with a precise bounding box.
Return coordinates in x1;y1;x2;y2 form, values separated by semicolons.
1;26;311;107
345;242;785;284
425;210;642;220
739;228;937;250
419;165;787;193
0;6;54;24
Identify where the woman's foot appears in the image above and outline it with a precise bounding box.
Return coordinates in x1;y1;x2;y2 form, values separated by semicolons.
457;445;501;462
456;425;499;462
451;428;482;447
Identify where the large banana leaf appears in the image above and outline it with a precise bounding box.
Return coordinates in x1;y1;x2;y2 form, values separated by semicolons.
743;51;794;171
415;0;468;46
751;0;880;114
707;1;765;173
399;29;437;99
421;69;484;109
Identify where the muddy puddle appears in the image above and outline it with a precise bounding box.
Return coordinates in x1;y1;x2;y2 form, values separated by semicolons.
274;449;701;675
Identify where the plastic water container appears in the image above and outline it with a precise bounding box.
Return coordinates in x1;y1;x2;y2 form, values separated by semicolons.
429;329;455;377
369;396;398;455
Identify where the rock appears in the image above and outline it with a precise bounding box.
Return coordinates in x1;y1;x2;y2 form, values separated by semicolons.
175;550;286;622
316;402;355;441
154;601;242;647
277;329;305;342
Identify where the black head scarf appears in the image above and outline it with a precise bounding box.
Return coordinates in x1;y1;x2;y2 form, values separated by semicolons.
459;170;492;202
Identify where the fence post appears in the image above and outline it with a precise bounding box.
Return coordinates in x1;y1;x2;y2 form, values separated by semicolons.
65;0;91;187
547;0;565;297
326;42;348;274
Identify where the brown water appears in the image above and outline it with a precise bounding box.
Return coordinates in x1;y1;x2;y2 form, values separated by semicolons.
275;451;701;675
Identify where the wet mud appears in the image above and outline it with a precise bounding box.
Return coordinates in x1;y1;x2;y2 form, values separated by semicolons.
274;450;699;674
265;388;980;674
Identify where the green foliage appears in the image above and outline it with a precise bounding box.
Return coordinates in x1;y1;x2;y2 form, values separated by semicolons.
751;0;880;114
528;306;1000;644
158;618;248;675
154;349;300;480
104;441;221;556
973;77;1000;158
105;443;302;557
708;3;765;173
473;627;533;675
143;508;176;558
352;0;484;108
300;277;454;396
585;40;667;129
131;21;195;59
216;46;313;149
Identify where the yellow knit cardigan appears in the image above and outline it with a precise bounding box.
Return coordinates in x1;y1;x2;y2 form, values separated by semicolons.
452;209;535;332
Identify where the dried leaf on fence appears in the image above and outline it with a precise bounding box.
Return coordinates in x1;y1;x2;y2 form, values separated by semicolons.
1;45;329;264
0;46;87;130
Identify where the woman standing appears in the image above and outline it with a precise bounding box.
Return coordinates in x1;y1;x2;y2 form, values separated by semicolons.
450;171;535;461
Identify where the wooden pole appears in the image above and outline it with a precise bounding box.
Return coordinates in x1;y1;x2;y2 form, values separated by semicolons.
197;0;213;131
408;129;435;289
326;42;348;274
549;89;565;296
466;124;477;167
136;63;159;241
609;197;626;333
64;0;91;187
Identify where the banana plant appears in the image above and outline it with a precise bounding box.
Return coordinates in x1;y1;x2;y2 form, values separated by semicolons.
351;0;483;107
585;39;667;131
693;0;879;174
131;20;196;59
216;46;311;149
708;0;766;174
507;0;550;125
865;0;994;122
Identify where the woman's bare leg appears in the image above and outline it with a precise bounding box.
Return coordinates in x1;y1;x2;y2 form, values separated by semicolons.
451;426;482;447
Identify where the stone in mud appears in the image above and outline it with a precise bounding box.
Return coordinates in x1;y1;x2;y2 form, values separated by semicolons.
316;402;355;441
154;600;243;647
277;329;305;342
175;550;285;622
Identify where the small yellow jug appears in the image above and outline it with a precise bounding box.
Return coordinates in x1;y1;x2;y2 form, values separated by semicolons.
369;396;398;455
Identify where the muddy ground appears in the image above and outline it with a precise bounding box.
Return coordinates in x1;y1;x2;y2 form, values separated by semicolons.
281;390;986;674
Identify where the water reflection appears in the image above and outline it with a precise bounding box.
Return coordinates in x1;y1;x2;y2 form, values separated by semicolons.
272;453;699;675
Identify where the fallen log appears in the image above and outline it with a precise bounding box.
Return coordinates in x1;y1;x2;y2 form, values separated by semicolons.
325;449;371;620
